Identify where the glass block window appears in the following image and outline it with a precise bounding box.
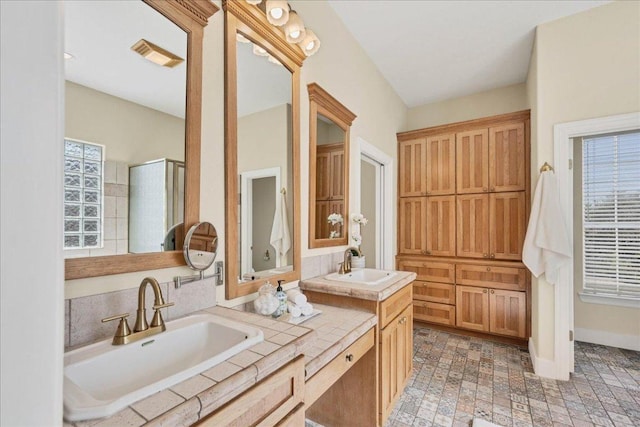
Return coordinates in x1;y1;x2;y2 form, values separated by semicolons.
64;139;104;249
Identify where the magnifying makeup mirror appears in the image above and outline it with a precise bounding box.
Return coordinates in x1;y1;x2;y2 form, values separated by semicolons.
174;222;223;288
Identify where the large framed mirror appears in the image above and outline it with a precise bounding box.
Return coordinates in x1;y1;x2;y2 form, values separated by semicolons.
308;83;356;248
63;0;217;280
223;1;305;299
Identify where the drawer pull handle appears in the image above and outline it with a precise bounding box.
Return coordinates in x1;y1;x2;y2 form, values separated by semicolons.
399;316;408;325
491;290;495;294
346;354;354;362
486;267;491;272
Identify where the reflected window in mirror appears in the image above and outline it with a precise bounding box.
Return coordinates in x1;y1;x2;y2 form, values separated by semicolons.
63;0;217;279
308;83;356;248
64;1;186;258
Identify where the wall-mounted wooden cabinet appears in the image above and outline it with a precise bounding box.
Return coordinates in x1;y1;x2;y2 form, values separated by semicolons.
396;110;531;343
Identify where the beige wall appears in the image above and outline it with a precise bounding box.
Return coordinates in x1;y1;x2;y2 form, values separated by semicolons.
65;81;185;164
529;0;640;359
65;0;408;303
317;119;344;145
405;83;527;131
360;159;376;267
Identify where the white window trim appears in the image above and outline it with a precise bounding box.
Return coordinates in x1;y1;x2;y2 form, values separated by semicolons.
550;111;640;381
578;292;640;308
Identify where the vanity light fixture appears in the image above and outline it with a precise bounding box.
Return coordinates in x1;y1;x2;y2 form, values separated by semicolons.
283;10;305;43
131;39;184;68
298;29;320;56
236;33;251;44
265;0;289;26
267;55;283;66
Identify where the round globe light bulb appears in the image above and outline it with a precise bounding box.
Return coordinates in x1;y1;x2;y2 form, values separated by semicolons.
306;40;315;50
270;8;283;20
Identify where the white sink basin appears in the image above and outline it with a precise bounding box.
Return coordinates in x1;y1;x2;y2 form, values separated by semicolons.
64;313;263;421
325;268;398;286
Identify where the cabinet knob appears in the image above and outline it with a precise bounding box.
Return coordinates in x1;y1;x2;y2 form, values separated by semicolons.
490;253;495;259
490;187;495;192
491;290;495;294
483;253;488;258
483;187;488;192
425;250;431;255
483;289;487;293
486;267;491;272
345;354;354;362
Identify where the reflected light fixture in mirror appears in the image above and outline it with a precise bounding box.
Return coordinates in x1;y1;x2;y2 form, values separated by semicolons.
308;83;356;249
64;0;218;280
223;0;305;299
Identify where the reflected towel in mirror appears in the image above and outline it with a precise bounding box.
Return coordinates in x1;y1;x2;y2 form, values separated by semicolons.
270;191;291;261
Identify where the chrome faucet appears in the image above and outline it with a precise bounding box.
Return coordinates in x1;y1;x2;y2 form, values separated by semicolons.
102;277;174;345
339;247;362;274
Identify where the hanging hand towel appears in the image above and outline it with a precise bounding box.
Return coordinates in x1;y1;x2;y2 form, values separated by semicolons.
522;171;572;284
270;190;291;262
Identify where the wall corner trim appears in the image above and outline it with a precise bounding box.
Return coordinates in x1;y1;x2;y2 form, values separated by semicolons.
528;338;565;380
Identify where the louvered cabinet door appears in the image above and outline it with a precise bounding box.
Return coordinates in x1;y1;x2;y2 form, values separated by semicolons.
398;197;427;255
426;134;456;195
425;195;456;256
456;194;490;258
456;129;489;194
456;285;489;332
489;123;526;192
490;192;526;260
489;289;526;338
399;138;427;197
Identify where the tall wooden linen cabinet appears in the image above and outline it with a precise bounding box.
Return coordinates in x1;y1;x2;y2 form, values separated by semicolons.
396;110;531;343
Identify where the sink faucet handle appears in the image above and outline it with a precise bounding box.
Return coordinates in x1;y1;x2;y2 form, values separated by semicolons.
101;313;132;341
338;262;346;274
152;302;175;310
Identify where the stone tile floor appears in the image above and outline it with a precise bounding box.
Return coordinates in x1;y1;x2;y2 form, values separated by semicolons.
385;326;640;427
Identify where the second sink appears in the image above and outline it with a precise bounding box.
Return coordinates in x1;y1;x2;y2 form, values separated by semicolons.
325;268;398;286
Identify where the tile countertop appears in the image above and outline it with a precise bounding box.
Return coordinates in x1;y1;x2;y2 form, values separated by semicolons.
300;270;417;301
65;304;376;427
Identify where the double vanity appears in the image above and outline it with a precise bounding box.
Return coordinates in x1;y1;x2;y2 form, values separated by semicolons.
63;268;416;427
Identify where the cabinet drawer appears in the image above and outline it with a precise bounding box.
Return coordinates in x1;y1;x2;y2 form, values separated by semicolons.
397;259;455;284
380;285;413;329
305;327;374;407
197;355;304;427
413;301;455;326
275;403;305;427
456;264;526;291
413;281;455;304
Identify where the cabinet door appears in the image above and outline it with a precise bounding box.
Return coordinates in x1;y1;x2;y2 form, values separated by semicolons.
489;289;526;338
456;285;489;332
490;192;526;260
315;201;330;239
399;138;427;197
426;195;456;256
329;149;345;199
456;129;489;194
426;134;456;195
456;194;489;258
398;197;427;255
380;305;413;423
315;151;331;200
489;123;526;192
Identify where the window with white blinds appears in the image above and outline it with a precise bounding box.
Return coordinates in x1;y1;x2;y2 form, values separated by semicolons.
582;130;640;299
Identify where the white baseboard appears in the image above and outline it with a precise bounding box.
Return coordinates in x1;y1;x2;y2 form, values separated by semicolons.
528;338;559;379
574;328;640;351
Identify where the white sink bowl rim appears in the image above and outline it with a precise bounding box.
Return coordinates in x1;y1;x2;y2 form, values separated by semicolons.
325;268;398;286
64;312;263;421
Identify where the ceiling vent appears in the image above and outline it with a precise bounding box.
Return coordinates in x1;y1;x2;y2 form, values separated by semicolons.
131;39;183;68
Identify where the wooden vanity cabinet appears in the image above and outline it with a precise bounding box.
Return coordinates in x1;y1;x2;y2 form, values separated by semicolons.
304;284;413;426
196;356;305;426
456;285;526;338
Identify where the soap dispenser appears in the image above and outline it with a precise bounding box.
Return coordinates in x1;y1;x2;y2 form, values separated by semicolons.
273;280;288;318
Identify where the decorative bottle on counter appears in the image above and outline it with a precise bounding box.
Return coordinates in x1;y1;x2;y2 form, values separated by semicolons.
273;280;288;318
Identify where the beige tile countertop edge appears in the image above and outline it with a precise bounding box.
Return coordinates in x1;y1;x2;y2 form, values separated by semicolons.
300;270;417;301
66;304;377;426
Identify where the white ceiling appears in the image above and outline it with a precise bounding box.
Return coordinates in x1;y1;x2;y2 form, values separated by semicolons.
328;0;610;108
64;1;187;118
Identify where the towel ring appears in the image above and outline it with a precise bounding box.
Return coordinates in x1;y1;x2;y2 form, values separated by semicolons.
540;162;554;172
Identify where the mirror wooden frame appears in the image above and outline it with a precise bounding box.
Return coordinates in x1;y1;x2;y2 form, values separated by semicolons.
308;83;356;249
223;0;305;299
64;0;218;280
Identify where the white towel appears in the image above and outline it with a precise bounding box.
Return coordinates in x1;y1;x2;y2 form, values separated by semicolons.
270;191;291;262
522;171;572;284
286;289;307;306
298;302;314;316
287;302;302;318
